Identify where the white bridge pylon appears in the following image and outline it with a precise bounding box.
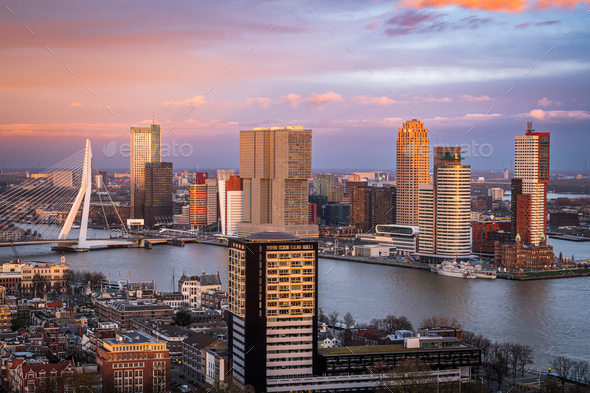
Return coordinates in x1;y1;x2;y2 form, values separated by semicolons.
57;139;131;250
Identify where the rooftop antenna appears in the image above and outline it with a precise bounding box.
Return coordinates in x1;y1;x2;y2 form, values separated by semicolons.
526;121;534;132
153;115;155;125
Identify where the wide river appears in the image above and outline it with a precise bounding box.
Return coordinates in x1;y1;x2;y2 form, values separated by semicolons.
1;228;589;369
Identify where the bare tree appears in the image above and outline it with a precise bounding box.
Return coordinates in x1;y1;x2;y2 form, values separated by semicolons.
516;344;534;376
343;312;355;329
369;318;383;330
551;355;574;392
382;315;413;333
390;358;436;393
318;307;329;324
572;360;590;393
489;342;511;388
328;311;340;327
421;315;462;329
508;343;521;380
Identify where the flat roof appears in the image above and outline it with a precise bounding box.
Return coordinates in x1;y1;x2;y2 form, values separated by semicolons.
320;343;474;356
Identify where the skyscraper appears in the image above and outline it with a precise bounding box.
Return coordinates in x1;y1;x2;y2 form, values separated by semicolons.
238;126;318;237
143;162;173;228
350;186;396;232
396;120;430;226
227;232;318;392
130;124;161;219
512;122;550;246
418;147;471;260
219;175;243;236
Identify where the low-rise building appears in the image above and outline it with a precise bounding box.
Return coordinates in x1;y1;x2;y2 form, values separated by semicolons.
96;330;171;393
160;292;183;309
181;332;226;383
13;360;76;393
204;347;229;388
200;290;228;310
0;305;11;333
494;234;554;269
180;272;222;309
96;301;174;329
20;257;69;294
130;318;192;361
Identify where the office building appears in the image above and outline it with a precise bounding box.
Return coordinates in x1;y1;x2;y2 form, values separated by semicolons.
180;272;222;309
324;204;350;227
350;187;396;233
418;147;471;260
96;301;174;329
238;126;318;237
396;119;430;226
471;221;512;257
227;232;318;392
512;122;550;246
143;162;173;228
97;330;171;393
488;187;504;201
130;123;161;219
219;175;244;236
355;224;419;254
326;187;344;203
352;171;389;182
189;172;217;229
316;174;335;196
99;170;109;187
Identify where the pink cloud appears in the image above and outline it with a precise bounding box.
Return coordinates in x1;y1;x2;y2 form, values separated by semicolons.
282;94;304;108
246;97;271;109
308;92;343;109
460;95;492;102
353;95;396;106
537;97;553;107
161;95;208;106
526;109;590;121
69;102;83;107
516;22;531;28
418;97;453;103
366;18;379;30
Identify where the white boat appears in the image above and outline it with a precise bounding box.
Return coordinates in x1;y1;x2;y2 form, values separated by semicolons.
71;223;80;229
429;264;439;273
437;260;477;279
473;270;497;279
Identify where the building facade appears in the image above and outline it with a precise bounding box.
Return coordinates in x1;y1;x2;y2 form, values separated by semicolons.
20;257;69;294
513;122;550;246
96;301;174;329
418;147;471;258
180;273;222;309
143;162;173;228
238;126;318;238
471;221;512;256
218;175;243;236
350;187;396;232
396;120;430;226
130;124;161;219
494;234;554;268
96;330;171;393
227;232;318;392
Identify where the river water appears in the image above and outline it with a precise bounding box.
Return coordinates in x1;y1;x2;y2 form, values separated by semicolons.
1;229;589;369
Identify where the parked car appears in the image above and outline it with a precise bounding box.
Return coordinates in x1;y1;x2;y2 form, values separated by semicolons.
179;374;185;379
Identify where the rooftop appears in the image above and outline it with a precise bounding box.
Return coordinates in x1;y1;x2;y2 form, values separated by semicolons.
244;231;301;242
320;342;473;356
104;331;164;345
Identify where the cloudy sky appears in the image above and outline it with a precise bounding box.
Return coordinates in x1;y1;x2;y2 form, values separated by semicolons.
1;0;589;171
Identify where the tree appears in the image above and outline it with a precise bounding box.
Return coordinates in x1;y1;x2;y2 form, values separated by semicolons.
390;358;436;393
516;344;534;376
551;355;574;392
489;342;511;389
173;310;192;326
318;307;329;324
343;312;355;329
421;315;461;329
328;311;340;326
572;360;590;393
508;343;521;380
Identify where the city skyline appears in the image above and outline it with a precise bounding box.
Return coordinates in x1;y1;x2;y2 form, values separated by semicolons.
1;1;589;171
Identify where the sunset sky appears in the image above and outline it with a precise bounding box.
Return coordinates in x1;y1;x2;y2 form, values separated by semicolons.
1;0;589;171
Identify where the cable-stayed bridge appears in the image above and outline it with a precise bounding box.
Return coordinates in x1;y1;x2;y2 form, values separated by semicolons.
0;140;133;251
